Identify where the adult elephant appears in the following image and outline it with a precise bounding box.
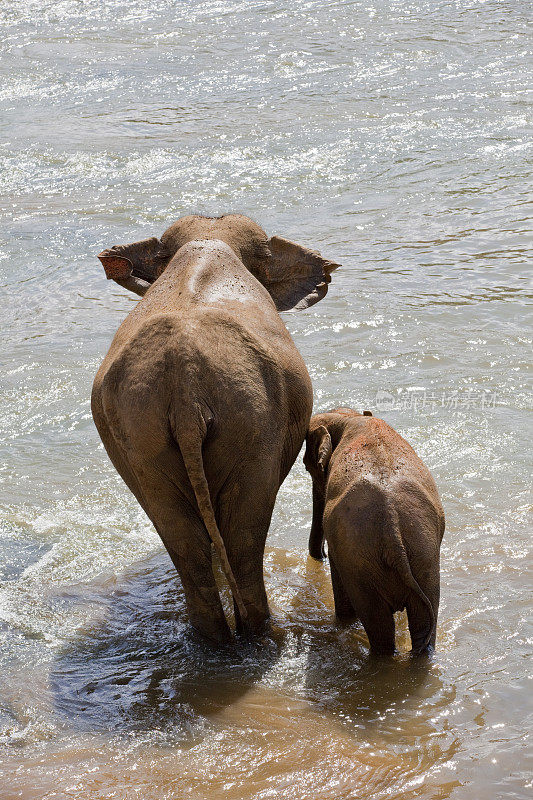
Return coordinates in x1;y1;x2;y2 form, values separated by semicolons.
92;214;339;643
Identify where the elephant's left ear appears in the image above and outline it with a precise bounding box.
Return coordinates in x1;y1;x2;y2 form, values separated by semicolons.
264;236;340;311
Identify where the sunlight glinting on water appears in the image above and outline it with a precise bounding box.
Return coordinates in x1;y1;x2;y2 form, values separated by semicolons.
0;0;531;798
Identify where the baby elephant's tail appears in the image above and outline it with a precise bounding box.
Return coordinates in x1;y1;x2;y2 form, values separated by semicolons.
383;498;435;653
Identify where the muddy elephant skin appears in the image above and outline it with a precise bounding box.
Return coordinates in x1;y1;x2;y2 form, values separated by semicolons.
92;214;339;643
304;409;445;655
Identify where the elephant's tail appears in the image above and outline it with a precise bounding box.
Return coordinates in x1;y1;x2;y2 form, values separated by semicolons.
383;497;435;652
172;410;248;623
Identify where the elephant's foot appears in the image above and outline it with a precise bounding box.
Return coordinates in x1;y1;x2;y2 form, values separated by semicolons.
308;526;326;561
241;609;271;639
410;643;435;658
309;544;326;561
234;596;270;639
368;640;397;658
244;615;270;639
184;582;232;645
189;607;232;645
335;609;359;625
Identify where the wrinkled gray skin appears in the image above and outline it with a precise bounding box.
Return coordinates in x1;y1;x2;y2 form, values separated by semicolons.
92;214;339;643
304;409;445;655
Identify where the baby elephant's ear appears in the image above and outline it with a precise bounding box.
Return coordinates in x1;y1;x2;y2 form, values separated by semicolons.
265;236;340;311
317;427;333;472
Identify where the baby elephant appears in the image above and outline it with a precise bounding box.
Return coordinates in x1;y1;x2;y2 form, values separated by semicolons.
304;409;445;655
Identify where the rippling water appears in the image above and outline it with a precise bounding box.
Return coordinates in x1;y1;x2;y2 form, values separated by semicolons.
0;1;531;797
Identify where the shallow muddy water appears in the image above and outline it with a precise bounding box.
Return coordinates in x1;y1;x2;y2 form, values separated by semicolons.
0;1;531;798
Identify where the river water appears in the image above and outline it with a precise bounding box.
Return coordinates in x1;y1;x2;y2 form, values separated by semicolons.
0;1;531;798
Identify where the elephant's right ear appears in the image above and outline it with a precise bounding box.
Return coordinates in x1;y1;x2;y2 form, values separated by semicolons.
264;236;340;311
97;236;170;296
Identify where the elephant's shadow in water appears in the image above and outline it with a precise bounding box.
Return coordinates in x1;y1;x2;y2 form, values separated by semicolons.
50;550;283;738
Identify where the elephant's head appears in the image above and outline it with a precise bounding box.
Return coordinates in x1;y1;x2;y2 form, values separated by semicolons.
98;214;340;311
304;408;373;486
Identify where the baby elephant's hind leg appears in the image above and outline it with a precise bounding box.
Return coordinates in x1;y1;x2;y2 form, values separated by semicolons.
328;543;395;653
329;553;358;622
406;569;440;654
349;581;396;655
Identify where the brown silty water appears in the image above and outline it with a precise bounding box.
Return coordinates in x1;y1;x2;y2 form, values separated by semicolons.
0;1;531;798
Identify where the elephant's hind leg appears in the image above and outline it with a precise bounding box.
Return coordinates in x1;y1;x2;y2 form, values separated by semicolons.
140;482;231;644
217;466;277;637
406;566;440;654
329;553;358;622
344;579;396;656
223;529;271;638
357;595;396;656
328;545;395;654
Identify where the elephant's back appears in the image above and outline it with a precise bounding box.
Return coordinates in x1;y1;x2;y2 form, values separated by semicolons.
331;417;442;507
93;305;310;460
172;307;312;442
